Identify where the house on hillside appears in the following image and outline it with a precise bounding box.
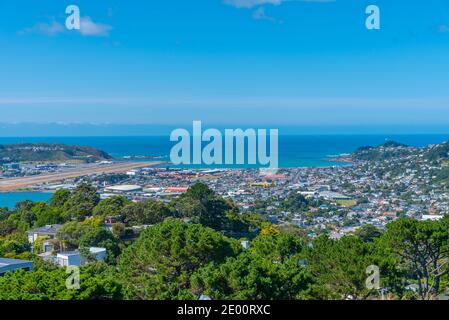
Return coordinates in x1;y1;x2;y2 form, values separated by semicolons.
0;258;33;276
56;247;107;267
28;224;63;245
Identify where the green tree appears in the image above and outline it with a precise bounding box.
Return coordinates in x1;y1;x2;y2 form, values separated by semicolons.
191;252;314;300
249;231;304;263
306;236;378;299
353;224;383;242
191;231;313;300
282;192;310;212
0;232;31;257
118;218;240;299
93;196;130;217
171;183;245;232
122;199;171;226
0;263;123;300
63;183;100;220
79;227;120;263
381;217;449;300
49;189;71;208
57;221;90;249
32;202;65;227
111;222;125;238
0;219;16;237
11;200;37;230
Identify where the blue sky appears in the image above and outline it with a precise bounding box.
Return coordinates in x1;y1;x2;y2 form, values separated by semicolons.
1;0;449;131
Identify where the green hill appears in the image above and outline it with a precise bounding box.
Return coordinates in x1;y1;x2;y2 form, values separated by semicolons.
351;141;413;161
0;143;113;163
424;141;449;161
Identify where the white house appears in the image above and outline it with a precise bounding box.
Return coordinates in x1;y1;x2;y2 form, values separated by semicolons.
240;240;250;249
56;247;107;267
421;215;444;221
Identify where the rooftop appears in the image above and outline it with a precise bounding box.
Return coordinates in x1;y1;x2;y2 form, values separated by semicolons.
58;247;107;257
105;185;143;192
0;257;33;267
0;258;33;273
28;224;63;235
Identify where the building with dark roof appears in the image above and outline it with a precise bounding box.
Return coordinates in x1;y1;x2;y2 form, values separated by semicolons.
27;224;63;244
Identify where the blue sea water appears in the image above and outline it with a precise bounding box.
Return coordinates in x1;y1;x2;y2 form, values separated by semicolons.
1;134;449;208
1;134;448;168
0;192;52;209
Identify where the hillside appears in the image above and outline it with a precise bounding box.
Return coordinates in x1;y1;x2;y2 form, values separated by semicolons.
350;140;449;162
424;141;449;161
0;143;113;163
351;141;415;161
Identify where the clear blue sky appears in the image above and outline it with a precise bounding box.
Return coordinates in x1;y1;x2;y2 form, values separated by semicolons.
1;0;449;130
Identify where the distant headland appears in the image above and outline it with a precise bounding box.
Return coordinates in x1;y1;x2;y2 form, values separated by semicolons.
0;143;113;164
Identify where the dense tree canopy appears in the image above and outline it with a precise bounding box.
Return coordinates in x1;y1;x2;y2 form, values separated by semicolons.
191;232;313;300
381;217;449;299
353;224;383;242
118;218;241;299
93;196;130;218
63;183;100;220
122;199;171;226
171;183;248;233
0;263;122;300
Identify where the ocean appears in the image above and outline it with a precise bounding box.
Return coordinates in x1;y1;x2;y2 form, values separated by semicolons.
0;192;53;209
1;134;449;167
1;134;449;208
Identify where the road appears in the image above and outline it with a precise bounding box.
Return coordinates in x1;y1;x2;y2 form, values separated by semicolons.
0;161;166;191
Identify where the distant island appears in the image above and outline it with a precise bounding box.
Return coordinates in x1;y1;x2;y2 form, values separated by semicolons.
0;143;113;164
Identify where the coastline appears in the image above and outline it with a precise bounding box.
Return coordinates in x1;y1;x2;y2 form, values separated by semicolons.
1;133;448;208
0;161;166;192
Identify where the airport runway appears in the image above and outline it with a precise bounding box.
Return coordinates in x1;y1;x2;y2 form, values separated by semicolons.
0;161;165;191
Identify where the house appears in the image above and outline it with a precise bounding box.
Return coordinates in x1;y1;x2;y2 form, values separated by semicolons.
0;258;33;276
329;231;344;240
28;224;63;245
56;247;107;267
41;239;60;253
319;191;353;201
298;259;309;267
103;217;122;233
240;240;250;249
165;187;189;194
421;215;444;221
